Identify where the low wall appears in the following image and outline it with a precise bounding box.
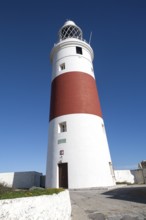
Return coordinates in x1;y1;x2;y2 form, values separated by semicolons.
0;172;42;188
115;169;146;184
131;169;144;184
0;190;71;220
114;170;135;184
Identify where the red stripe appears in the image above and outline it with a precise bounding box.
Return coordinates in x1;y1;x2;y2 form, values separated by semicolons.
49;72;102;121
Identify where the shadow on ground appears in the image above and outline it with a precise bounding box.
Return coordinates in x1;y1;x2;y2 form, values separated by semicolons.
102;186;146;204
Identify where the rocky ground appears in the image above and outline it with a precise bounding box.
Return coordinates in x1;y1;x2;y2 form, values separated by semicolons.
70;185;146;220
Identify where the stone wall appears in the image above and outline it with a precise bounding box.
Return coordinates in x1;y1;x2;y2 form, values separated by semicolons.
131;169;145;184
143;168;146;184
0;190;71;220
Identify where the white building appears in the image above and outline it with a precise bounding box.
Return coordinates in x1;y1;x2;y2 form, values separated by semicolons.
46;20;116;189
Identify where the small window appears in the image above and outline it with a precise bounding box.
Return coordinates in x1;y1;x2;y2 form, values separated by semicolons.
58;122;67;133
60;150;64;155
102;124;105;133
76;46;82;55
109;162;115;177
59;63;65;71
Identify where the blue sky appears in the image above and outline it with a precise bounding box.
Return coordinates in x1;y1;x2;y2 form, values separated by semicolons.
0;0;146;174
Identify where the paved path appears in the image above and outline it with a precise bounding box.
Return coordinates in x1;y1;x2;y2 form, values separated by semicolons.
69;185;146;220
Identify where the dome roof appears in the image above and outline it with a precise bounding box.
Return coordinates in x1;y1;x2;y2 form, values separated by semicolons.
63;20;76;26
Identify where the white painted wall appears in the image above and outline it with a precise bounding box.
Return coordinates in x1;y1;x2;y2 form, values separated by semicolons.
114;170;135;184
0;190;71;220
51;39;94;80
0;172;42;188
46;114;116;188
0;172;14;187
115;169;146;185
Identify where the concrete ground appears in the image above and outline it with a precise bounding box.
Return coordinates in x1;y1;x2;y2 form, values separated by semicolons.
69;185;146;220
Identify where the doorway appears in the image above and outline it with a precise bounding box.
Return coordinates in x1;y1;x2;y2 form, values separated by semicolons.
58;163;68;188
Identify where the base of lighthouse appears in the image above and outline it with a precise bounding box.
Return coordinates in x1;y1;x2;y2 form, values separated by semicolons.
46;114;116;189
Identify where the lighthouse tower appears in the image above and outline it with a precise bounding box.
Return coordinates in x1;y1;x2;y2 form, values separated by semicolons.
46;20;115;189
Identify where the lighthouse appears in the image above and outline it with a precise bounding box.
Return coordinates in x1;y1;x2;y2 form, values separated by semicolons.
46;20;115;189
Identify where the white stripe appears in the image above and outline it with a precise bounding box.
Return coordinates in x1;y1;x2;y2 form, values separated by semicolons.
46;114;115;188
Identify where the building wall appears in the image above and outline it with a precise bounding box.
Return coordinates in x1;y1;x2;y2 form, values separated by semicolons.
46;114;115;188
51;39;94;81
49;72;102;121
40;175;46;188
0;172;14;187
0;171;42;188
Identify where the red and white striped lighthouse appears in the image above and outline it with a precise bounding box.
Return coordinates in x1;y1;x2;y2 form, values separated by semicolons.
46;20;115;189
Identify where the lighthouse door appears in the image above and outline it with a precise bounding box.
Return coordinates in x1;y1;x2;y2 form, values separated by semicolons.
58;163;68;188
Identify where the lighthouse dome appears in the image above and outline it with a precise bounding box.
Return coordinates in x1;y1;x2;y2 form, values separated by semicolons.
58;20;83;41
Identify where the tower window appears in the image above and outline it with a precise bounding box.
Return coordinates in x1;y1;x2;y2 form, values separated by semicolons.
76;46;82;55
102;124;105;133
59;63;65;71
58;122;67;133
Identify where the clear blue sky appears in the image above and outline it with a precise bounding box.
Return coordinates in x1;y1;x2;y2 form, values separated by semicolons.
0;0;146;174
